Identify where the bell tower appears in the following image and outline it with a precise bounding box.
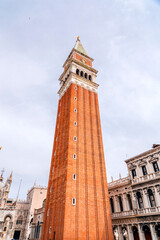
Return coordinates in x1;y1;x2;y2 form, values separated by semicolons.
41;38;113;240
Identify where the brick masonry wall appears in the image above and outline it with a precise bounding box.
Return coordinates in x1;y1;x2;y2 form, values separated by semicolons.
41;83;113;240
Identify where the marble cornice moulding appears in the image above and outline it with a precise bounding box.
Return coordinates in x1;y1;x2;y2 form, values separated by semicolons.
58;73;98;99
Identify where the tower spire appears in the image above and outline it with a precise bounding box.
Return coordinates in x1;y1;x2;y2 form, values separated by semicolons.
73;37;88;56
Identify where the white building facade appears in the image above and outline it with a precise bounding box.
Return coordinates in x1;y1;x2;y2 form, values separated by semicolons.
0;172;15;240
108;145;160;240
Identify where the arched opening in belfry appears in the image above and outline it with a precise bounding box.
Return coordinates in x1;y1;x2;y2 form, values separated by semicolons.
127;194;133;210
80;71;83;77
110;197;114;213
132;226;140;240
84;73;87;79
76;69;79;75
142;225;152;240
148;189;156;207
136;191;144;209
89;75;92;81
118;196;123;212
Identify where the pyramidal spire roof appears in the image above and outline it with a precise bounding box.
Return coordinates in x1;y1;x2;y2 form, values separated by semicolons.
74;37;88;56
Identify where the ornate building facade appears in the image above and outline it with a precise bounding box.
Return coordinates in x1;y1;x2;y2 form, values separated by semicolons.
108;144;160;240
0;172;14;240
0;172;47;240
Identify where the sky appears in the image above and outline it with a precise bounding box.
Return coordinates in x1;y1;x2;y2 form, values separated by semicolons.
0;0;160;200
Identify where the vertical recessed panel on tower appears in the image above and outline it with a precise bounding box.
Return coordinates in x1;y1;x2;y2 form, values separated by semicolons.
41;38;113;240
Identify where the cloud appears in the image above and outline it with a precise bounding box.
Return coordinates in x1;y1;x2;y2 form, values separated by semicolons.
0;0;160;198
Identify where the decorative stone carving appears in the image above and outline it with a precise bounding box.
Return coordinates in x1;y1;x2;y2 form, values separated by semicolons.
114;228;119;240
156;185;160;193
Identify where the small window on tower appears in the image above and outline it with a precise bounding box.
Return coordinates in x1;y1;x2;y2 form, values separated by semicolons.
76;69;79;75
73;154;77;159
56;137;58;141
89;75;92;81
73;174;76;180
53;232;56;240
49;226;51;233
75;86;77;90
52;167;54;173
74;108;77;112
84;73;87;79
72;197;76;205
74;121;77;126
73;136;77;141
47;209;49;216
54;151;56;156
74;97;77;101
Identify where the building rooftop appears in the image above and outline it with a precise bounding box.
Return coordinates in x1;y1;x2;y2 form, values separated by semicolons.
125;144;160;163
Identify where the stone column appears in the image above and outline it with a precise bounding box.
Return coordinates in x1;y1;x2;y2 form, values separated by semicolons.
138;224;145;240
154;185;160;207
112;196;117;213
117;225;123;240
132;191;138;210
142;188;150;209
122;193;128;211
150;224;158;240
115;195;120;212
127;225;134;240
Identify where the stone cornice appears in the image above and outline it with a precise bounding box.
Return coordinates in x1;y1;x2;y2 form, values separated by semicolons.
125;146;160;164
58;73;99;99
59;59;98;82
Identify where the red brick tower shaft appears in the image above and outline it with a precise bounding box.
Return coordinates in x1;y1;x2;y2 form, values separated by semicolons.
41;38;113;240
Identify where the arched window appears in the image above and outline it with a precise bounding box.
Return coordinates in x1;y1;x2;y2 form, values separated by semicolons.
84;73;87;79
80;71;83;77
148;189;156;207
76;69;79;75
142;225;152;240
110;198;114;213
16;215;23;225
89;75;92;81
132;226;139;240
155;224;160;238
127;194;133;210
118;196;123;212
136;191;144;209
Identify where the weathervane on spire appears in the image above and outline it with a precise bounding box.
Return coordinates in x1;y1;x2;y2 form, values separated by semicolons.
77;36;80;40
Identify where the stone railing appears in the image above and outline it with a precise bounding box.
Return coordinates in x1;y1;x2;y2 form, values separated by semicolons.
132;171;160;185
112;206;160;218
108;176;131;188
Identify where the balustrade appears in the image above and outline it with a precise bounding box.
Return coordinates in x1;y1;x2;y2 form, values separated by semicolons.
132;171;160;184
112;206;160;218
